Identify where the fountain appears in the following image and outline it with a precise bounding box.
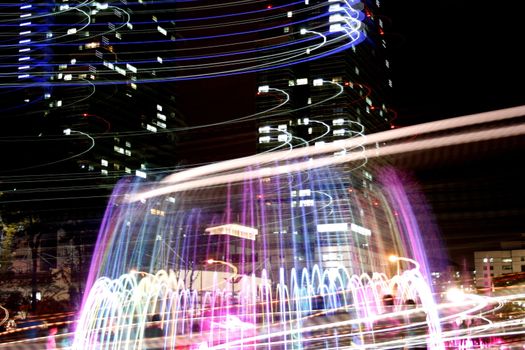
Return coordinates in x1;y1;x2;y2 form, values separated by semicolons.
72;159;448;349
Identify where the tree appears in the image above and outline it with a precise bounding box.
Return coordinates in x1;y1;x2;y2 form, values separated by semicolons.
0;219;18;275
24;217;43;312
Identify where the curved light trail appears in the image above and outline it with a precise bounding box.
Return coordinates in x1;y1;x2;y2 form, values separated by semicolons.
0;1;366;86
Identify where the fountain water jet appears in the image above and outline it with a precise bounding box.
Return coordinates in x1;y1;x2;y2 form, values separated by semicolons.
73;162;447;349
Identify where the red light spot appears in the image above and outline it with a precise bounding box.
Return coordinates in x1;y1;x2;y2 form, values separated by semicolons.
82;113;88;117
379;29;384;35
267;4;272;9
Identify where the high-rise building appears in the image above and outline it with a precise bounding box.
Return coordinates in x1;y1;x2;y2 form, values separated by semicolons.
0;1;184;300
253;0;398;278
1;1;182;180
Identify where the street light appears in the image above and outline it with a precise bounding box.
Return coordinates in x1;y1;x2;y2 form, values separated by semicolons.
206;259;239;298
388;255;420;276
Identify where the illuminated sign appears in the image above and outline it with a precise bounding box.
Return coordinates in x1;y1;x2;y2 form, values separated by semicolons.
317;223;348;232
205;224;258;241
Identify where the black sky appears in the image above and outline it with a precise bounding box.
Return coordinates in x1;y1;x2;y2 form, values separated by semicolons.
385;1;525;123
383;1;525;267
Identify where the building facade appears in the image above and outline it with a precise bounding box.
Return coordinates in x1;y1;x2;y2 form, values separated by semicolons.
252;0;398;278
0;1;184;306
474;248;525;289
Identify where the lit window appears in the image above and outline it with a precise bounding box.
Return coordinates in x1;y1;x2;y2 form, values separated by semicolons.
329;23;342;33
259;136;271;143
258;126;271;133
328;4;341;12
277;134;288;142
333;129;345;136
333;118;345;125
329;14;343;23
157;26;167;36
277;124;287;131
296;78;308;86
101;169;108;175
299;199;314;207
146;124;157;132
299;189;311;197
126;64;137;73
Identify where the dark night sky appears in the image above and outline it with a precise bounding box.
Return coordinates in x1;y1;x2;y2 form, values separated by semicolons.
383;1;525;268
385;1;525;123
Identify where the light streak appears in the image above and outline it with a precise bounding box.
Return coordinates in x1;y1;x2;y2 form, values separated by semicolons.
131;105;525;202
0;2;366;86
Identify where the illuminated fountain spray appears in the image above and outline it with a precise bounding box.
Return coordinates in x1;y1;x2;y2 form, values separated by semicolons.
73;160;447;349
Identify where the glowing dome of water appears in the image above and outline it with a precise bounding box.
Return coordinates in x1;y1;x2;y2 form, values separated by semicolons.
73;158;448;349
